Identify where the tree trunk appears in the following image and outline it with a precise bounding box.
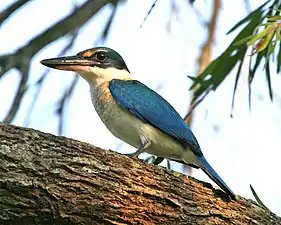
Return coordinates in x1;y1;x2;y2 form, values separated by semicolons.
0;123;279;225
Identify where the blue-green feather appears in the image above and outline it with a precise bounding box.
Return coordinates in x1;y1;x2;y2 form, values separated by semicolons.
109;79;203;157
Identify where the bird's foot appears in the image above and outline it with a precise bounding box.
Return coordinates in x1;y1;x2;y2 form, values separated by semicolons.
124;152;139;158
144;156;162;164
153;157;165;165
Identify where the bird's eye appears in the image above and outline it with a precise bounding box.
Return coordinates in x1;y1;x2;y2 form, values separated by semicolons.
95;52;107;61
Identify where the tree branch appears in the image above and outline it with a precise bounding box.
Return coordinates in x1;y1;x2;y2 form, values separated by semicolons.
0;0;117;123
55;75;79;135
0;0;117;79
19;0;117;58
0;123;280;224
0;0;30;27
3;63;29;123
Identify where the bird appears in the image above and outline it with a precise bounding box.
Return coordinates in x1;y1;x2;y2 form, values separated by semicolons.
41;47;235;199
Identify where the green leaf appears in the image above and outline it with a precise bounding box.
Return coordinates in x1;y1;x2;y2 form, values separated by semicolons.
234;35;252;46
231;57;245;115
250;184;269;211
234;23;273;47
266;15;281;21
265;61;273;101
227;0;271;35
265;39;277;65
249;51;265;84
187;75;197;81
277;40;281;73
246;26;273;46
248;47;267;108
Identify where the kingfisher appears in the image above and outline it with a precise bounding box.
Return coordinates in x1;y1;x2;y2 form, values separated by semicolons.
41;47;235;199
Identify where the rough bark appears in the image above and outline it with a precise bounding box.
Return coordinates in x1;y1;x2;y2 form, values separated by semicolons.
0;123;280;225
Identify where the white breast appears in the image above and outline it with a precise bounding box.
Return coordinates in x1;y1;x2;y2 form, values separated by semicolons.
90;81;142;148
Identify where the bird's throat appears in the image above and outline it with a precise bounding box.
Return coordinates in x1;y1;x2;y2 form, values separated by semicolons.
78;67;132;88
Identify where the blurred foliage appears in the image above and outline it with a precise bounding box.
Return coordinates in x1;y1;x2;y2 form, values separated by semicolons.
189;0;281;113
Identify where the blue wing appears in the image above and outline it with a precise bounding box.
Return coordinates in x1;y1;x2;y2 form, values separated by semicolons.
109;79;202;157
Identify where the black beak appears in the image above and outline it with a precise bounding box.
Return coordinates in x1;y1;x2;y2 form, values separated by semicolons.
40;55;94;71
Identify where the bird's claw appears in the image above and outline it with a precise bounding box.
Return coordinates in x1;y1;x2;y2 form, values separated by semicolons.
124;152;139;158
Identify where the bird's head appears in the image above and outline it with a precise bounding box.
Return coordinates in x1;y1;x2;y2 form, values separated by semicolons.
41;47;131;85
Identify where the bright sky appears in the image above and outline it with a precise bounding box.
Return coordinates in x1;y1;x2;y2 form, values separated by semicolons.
1;0;280;215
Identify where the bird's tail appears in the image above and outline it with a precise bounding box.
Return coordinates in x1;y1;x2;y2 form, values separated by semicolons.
198;156;235;199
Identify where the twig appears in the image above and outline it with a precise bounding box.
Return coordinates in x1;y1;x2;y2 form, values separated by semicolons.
3;63;30;123
184;89;211;121
55;76;79;135
184;0;221;125
140;0;159;28
23;69;50;127
0;0;29;27
0;0;117;79
23;31;79;127
18;0;117;57
94;2;118;45
102;2;118;41
166;0;180;32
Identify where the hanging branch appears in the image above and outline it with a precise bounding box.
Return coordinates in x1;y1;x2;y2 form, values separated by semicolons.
0;0;30;27
55;76;79;135
24;30;79;127
184;0;221;125
3;63;30;123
